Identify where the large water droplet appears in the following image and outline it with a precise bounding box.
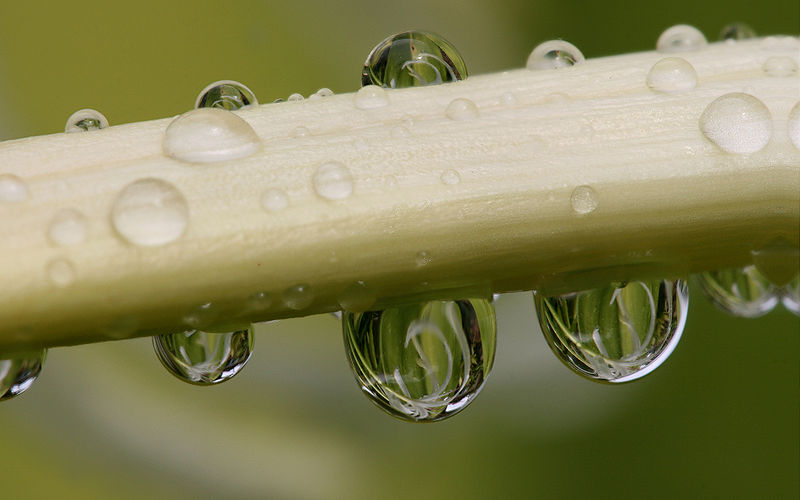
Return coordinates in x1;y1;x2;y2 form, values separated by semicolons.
445;98;478;120
261;188;289;212
699;93;772;154
526;40;585;70
697;266;778;317
65;109;109;133
570;185;598;214
153;327;254;385
354;85;389;109
781;275;800;316
0;174;29;203
195;80;258;110
48;209;87;246
788;101;800;150
763;56;798;77
646;57;698;93
343;298;496;422
534;279;689;383
283;284;314;310
313;161;354;200
337;281;377;312
163;108;260;163
719;22;756;41
362;30;467;88
111;178;189;247
656;24;708;53
47;258;75;287
0;349;46;401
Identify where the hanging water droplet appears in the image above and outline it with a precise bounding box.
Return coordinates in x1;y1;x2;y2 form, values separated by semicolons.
0;349;46;401
313;161;354;200
153;327;254;385
699;93;772;154
781;275;800;316
343;298;496;422
788;101;800;150
697;266;778;317
440;169;461;185
445;98;478;120
719;22;756;41
337;281;377;312
194;80;258;110
656;24;708;53
282;284;313;310
362;30;468;88
163;108;260;163
646;57;698;93
111;178;189;246
287;93;304;101
534;279;689;383
570;185;598;214
47;258;75;287
65;108;109;133
526;40;585;70
763;56;798;77
261;188;289;212
751;237;800;287
354;85;390;109
48;209;87;246
0;174;29;203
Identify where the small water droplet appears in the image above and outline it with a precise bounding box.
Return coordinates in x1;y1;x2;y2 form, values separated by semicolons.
261;188;289;212
699;93;772;154
48;209;87;246
440;169;461;185
526;40;585;70
343;298;496;421
570;185;598;214
111;178;189;247
290;126;310;138
194;80;258;110
313;161;354;200
500;91;517;106
0;349;46;401
308;88;334;99
153;327;254;385
338;281;377;312
697;266;779;317
283;284;313;310
656;24;708;53
719;22;756;41
362;30;467;88
646;57;698;93
65;109;108;133
781;275;800;316
246;291;273;312
287;93;304;101
183;302;219;329
163;108;260;163
415;251;431;267
751;238;800;287
760;36;800;52
763;56;798;77
789;102;800;150
0;174;29;203
47;258;75;287
535;279;689;383
354;85;389;109
445;98;478;120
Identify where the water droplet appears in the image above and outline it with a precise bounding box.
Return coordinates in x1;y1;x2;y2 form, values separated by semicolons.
570;185;598;214
313;161;354;201
111;178;189;247
65;108;108;133
789;102;800;150
47;258;75;287
308;88;334;99
354;85;389;109
656;24;708;53
362;30;467;88
261;188;289;212
246;291;273;312
287;93;304;101
760;36;800;52
534;279;689;383
48;209;87;246
445;98;478;120
440;169;461;185
153;328;254;385
526;40;585;70
0;349;46;401
183;302;219;329
763;56;798;77
781;275;800;316
697;266;778;317
163;108;260;163
0;174;29;203
343;298;496;421
338;281;377;312
646;57;698;93
500;91;517;106
194;80;258;110
719;22;756;41
283;284;313;310
290;126;310;138
699;93;772;154
751;238;800;287
384;175;398;190
415;251;431;267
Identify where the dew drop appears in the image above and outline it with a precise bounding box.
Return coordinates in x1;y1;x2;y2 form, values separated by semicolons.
699;93;772;154
534;279;689;383
246;291;273;312
445;98;478;120
751;238;800;287
362;30;467;88
0;349;46;401
570;185;598;214
787;102;800;150
656;24;708;53
0;174;29;203
48;209;87;246
697;266;779;317
500;91;517;106
384;175;398;190
440;169;461;185
781;275;800;316
183;302;219;329
526;40;585;70
354;85;389;109
343;298;496;422
194;80;258;110
646;57;698;93
719;22;756;41
760;36;800;52
763;56;798;77
283;284;313;310
261;188;289;212
415;251;431;267
290;126;311;138
309;88;334;99
287;93;304;101
47;258;75;287
153;327;254;385
337;281;377;312
65;109;109;133
163;108;260;163
313;161;354;201
111;178;189;247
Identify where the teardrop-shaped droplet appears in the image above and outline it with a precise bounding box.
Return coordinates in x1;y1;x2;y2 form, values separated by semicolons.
153;327;254;385
0;349;46;401
343;298;496;422
719;22;756;41
362;30;467;88
65;108;108;133
781;275;800;316
699;93;772;154
697;266;779;317
656;24;708;53
534;279;688;383
194;80;258;110
163;108;260;163
646;57;698;93
526;40;585;70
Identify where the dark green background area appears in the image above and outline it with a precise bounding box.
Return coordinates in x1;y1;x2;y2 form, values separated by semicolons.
0;1;797;498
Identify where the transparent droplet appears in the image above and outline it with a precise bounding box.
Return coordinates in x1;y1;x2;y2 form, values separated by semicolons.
246;291;273;312
697;266;779;317
47;258;75;287
763;56;798;77
48;209;87;246
153;327;254;385
287;93;304;101
699;93;772;154
534;279;689;383
0;174;29;203
309;88;334;99
440;169;461;185
760;36;800;52
570;185;598;214
183;302;218;329
719;22;756;41
415;251;431;267
343;298;496;422
656;24;708;53
646;57;698;93
313;161;354;201
0;349;46;401
362;30;468;88
111;178;189;246
337;281;377;312
163;108;260;163
781;275;800;316
445;98;478;120
65;108;109;133
526;40;585;70
283;284;313;310
788;101;800;150
194;80;258;110
751;237;800;287
261;188;289;212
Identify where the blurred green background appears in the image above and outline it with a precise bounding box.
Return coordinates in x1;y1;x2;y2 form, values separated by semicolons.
0;1;798;498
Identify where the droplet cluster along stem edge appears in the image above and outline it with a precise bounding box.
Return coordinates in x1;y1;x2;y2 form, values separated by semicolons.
0;38;797;351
